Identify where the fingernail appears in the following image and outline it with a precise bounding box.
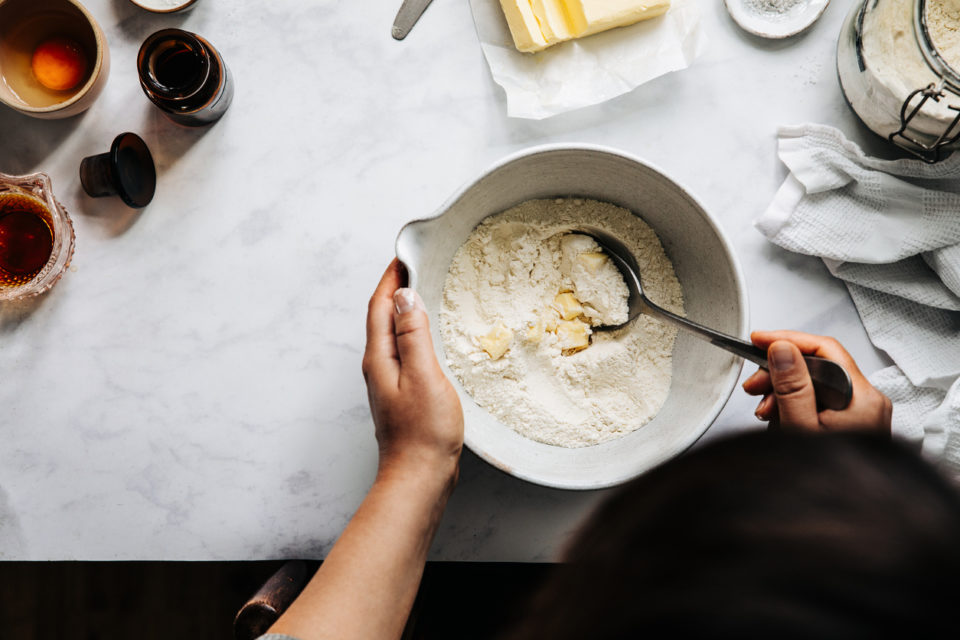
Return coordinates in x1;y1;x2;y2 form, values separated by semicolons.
394;288;422;314
769;342;796;372
755;396;772;419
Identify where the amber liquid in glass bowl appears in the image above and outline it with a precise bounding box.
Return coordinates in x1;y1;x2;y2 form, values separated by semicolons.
0;193;55;287
0;172;75;301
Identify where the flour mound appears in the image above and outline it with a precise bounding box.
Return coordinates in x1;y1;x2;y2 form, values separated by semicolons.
440;198;684;448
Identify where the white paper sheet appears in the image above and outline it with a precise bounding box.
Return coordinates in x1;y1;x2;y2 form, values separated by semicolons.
469;0;706;119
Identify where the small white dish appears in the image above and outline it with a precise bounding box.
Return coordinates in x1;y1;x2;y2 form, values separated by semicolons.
128;0;198;13
724;0;830;39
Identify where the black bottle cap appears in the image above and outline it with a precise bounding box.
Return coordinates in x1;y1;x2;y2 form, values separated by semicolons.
80;133;157;209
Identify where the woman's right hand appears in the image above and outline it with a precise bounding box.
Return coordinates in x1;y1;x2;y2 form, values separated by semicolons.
362;260;464;485
742;330;892;436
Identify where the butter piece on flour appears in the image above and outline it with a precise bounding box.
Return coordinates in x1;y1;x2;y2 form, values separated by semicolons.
577;251;609;275
479;324;514;360
556;319;591;353
552;292;584;321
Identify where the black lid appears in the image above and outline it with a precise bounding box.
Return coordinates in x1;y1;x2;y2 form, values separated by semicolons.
81;133;157;209
110;133;157;208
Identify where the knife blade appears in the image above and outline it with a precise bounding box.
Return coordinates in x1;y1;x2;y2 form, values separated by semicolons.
392;0;435;40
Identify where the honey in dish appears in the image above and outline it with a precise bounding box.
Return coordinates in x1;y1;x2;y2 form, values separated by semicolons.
0;10;94;107
0;193;54;288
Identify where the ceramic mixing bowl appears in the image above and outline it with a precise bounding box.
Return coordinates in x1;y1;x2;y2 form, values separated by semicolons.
396;145;748;490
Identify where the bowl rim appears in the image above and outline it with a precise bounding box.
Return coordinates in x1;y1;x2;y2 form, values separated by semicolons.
0;0;108;114
396;143;749;490
127;0;198;14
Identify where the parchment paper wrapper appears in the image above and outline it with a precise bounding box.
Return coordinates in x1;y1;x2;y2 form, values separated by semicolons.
469;0;706;119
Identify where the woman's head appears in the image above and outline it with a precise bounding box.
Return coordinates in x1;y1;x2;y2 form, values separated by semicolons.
504;431;960;639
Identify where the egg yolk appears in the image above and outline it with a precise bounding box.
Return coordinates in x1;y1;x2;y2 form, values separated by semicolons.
31;37;88;92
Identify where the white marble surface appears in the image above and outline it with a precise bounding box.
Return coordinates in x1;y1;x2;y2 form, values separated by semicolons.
0;0;894;560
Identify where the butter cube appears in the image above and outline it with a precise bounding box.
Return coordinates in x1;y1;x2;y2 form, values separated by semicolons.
577;251;609;274
557;319;591;353
499;0;550;52
525;318;545;343
479;324;514;360
552;292;584;321
531;0;575;42
563;0;671;37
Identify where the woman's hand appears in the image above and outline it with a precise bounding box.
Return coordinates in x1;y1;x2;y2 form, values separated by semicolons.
268;261;465;640
742;330;892;436
362;259;464;484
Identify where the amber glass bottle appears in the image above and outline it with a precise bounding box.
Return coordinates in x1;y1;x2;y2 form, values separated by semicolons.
137;28;233;127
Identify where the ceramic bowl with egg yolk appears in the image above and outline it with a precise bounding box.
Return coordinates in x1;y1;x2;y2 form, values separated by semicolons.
396;145;749;490
0;0;110;119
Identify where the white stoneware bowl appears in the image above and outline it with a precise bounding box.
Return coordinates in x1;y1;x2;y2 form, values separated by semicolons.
396;145;748;490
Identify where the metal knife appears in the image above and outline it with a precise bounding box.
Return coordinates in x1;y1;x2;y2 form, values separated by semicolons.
392;0;435;40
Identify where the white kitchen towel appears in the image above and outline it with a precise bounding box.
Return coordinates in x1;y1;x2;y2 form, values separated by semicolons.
756;124;960;477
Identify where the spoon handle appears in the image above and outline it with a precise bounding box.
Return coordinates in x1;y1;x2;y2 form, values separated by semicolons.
574;226;854;412
643;304;853;411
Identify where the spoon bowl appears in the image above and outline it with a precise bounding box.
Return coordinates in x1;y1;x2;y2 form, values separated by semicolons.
577;228;853;412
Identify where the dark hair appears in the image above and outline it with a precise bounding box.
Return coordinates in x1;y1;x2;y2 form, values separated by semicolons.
502;431;960;639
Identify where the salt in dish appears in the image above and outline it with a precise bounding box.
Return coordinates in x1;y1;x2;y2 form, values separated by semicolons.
724;0;830;39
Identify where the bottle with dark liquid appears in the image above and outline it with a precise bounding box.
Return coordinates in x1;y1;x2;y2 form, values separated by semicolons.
137;28;233;127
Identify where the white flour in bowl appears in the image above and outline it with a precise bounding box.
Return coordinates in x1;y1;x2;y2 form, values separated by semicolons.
440;198;684;448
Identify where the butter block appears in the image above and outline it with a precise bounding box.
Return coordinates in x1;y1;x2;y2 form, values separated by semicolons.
577;251;609;274
500;0;671;54
531;0;576;42
552;292;584;320
557;319;591;353
500;0;550;52
564;0;671;37
479;324;514;360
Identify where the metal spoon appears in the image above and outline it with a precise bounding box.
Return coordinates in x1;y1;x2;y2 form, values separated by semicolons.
576;228;853;411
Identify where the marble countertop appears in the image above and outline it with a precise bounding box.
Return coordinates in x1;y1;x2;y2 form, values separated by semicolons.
0;0;893;560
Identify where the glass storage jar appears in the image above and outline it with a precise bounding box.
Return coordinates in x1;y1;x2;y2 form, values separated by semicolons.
838;0;960;162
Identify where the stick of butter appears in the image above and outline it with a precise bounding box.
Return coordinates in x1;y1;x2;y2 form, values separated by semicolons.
500;0;550;52
531;0;575;43
499;0;670;53
566;0;671;38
